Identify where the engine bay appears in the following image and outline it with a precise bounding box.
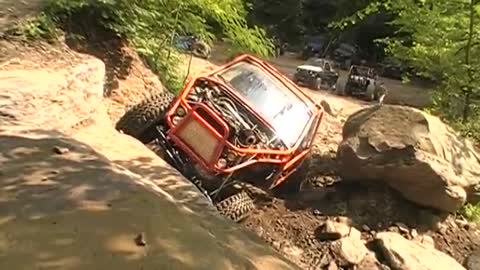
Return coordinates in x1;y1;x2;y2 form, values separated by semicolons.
182;78;286;151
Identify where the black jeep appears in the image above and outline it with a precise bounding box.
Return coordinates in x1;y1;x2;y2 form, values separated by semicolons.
292;58;339;91
339;65;383;101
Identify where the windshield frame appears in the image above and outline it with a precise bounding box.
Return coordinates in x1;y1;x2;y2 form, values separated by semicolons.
350;65;376;78
214;60;314;147
305;58;325;67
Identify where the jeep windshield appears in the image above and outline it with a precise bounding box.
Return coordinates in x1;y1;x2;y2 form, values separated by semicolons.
306;58;325;67
350;66;375;78
216;61;312;147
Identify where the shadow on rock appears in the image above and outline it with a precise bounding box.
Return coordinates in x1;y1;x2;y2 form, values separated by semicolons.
287;151;449;233
0;129;300;270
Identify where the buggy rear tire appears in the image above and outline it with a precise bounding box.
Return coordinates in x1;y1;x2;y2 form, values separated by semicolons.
273;156;311;197
116;91;175;142
216;191;255;222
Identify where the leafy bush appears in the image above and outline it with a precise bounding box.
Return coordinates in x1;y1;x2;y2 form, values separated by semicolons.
461;203;480;224
23;0;274;92
333;0;480;142
8;13;58;40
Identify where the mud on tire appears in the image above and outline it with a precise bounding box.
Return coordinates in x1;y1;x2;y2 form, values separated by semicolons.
116;91;175;141
216;191;255;222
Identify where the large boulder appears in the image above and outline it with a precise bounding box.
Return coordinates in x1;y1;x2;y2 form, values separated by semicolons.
336;105;480;212
376;232;465;270
0;130;300;270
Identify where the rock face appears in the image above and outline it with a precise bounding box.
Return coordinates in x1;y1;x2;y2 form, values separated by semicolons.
376;232;465;270
0;131;300;270
336;105;480;212
319;221;369;266
0;56;104;132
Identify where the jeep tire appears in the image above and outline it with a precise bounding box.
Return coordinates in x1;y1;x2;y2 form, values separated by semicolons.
116;91;175;142
216;191;255;222
335;80;347;96
314;77;322;90
365;83;376;101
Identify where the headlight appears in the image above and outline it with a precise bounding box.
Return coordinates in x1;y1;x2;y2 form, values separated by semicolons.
176;106;186;116
217;158;227;169
172;116;183;125
226;152;237;162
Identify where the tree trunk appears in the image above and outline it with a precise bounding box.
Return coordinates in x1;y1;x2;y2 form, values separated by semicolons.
463;0;476;123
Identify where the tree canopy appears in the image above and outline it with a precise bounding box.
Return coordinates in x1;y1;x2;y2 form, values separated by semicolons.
335;0;480;139
41;0;275;91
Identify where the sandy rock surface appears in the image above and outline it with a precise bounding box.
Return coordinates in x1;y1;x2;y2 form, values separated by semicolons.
0;129;299;270
0;56;104;132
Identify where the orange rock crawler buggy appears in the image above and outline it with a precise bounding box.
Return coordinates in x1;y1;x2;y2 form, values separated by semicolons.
116;54;324;221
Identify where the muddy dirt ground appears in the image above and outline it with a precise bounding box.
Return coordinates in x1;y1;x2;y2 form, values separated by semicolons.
2;33;480;270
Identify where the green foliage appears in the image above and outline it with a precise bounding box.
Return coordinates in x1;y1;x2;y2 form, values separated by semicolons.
246;0;379;46
461;203;480;223
335;0;480;140
9;13;58;40
29;0;274;92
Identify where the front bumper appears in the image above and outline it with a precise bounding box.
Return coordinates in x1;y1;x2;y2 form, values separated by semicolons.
168;103;228;171
293;73;316;85
345;82;368;95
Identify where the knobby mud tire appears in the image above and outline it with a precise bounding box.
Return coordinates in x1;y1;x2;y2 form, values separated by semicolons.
335;80;347;96
116;91;175;141
216;191;255;223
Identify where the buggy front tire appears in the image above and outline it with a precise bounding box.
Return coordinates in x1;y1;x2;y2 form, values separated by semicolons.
216;191;255;222
273;157;311;197
116;91;175;142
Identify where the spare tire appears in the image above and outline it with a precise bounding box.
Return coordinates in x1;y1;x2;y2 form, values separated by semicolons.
116;91;175;141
